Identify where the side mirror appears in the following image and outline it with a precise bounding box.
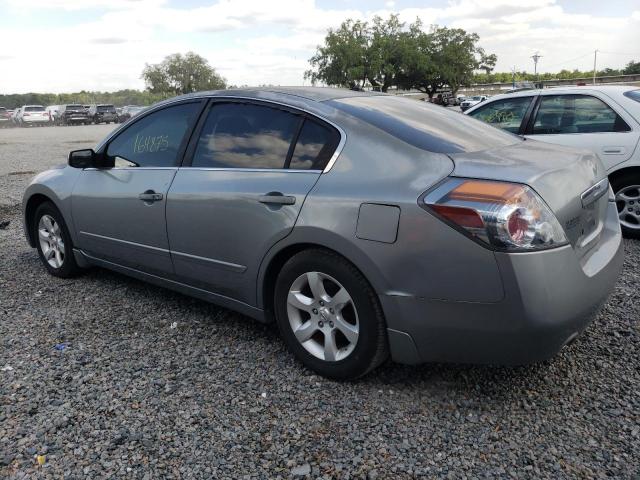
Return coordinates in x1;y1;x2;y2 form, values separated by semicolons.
68;149;112;169
68;149;96;168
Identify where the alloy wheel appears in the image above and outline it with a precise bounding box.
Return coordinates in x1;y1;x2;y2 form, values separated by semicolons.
615;185;640;230
38;214;65;269
287;271;359;362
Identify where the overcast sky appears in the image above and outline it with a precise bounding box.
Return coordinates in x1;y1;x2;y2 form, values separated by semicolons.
0;0;639;93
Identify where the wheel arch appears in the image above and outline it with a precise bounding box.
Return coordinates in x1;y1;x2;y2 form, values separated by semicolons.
608;165;640;187
23;190;66;247
257;228;390;321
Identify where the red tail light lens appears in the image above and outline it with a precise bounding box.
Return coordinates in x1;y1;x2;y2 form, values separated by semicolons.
422;178;568;251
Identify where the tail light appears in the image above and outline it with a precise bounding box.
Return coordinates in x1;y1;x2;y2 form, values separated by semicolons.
421;178;568;251
23;113;30;117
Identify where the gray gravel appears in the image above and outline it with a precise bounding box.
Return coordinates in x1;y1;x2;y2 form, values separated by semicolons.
1;126;640;478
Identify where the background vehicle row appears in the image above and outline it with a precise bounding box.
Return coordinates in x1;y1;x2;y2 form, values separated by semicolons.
0;104;145;127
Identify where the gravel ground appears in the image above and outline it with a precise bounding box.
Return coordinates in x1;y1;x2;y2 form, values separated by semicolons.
1;126;640;479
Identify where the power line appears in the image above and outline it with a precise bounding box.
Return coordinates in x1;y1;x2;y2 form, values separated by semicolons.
542;51;593;70
598;51;640;57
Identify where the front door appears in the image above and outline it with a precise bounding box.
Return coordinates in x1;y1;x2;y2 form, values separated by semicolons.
166;100;341;305
72;101;202;275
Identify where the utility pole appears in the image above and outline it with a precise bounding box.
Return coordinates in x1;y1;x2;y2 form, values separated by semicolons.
531;52;542;87
593;49;598;85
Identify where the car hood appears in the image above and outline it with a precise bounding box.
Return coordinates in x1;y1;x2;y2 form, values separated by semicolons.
449;138;609;249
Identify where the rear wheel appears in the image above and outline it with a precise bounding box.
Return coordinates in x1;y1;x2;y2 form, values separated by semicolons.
274;249;388;380
33;202;82;278
612;172;640;239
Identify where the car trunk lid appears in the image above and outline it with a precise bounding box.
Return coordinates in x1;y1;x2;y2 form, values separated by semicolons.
449;138;609;253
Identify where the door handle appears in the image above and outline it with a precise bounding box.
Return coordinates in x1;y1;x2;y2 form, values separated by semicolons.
258;192;296;205
602;147;624;154
138;190;163;202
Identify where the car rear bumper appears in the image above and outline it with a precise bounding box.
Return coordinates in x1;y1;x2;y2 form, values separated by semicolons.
382;201;624;365
22;117;49;123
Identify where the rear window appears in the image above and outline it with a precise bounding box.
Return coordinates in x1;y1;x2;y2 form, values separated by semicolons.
0;107;6;112
66;105;83;110
98;105;115;112
25;106;45;112
624;89;640;103
329;96;520;154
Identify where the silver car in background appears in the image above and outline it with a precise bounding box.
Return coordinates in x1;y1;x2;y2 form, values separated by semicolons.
23;88;623;379
465;86;640;238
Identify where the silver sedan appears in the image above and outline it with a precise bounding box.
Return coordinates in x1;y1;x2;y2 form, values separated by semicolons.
23;88;623;379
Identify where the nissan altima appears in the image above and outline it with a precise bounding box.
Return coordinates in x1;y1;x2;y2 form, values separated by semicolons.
23;88;623;379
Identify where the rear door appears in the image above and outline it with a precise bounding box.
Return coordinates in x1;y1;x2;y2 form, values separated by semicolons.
166;99;341;305
71;101;202;275
524;92;640;170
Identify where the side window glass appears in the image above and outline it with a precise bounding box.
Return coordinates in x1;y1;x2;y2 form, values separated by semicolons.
289;119;340;170
468;97;532;133
192;103;299;169
106;102;199;167
533;95;630;135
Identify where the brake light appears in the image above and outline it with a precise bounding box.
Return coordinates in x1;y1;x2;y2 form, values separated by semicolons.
422;178;568;251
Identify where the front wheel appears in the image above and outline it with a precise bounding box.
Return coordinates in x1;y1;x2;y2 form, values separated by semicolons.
33;202;83;278
274;249;388;380
612;172;640;239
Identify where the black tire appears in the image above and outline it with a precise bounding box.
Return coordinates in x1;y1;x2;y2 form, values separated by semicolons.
274;249;388;380
611;171;640;239
33;202;83;278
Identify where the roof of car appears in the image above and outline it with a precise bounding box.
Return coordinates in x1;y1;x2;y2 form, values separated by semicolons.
486;84;636;100
163;86;385;106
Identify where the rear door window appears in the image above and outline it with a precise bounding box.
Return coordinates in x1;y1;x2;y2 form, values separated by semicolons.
532;95;631;134
289;119;340;170
467;97;533;133
623;89;640;103
191;102;300;169
106;102;200;168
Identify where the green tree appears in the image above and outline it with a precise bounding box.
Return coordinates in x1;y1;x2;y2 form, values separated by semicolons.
367;15;414;92
432;27;495;96
142;52;226;96
623;60;640;75
305;19;370;90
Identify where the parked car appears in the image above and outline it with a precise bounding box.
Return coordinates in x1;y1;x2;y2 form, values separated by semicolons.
465;86;640;238
87;104;117;124
460;95;488;111
23;88;623;379
58;104;90;125
17;105;49;126
45;105;60;124
118;105;144;122
0;107;10;127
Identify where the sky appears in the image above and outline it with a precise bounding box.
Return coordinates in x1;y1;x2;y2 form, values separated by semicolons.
0;0;639;93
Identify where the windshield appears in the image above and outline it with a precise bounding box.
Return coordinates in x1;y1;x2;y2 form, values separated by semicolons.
329;95;520;154
471;96;483;101
624;89;640;103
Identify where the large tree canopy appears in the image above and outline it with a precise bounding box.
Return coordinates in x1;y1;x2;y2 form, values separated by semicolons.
306;15;496;95
142;52;226;96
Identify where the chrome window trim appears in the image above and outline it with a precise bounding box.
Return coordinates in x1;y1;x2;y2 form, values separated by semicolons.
181;167;322;174
96;94;347;173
